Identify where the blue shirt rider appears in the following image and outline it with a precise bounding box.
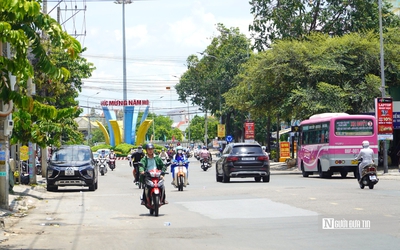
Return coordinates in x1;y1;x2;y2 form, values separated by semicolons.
171;146;189;185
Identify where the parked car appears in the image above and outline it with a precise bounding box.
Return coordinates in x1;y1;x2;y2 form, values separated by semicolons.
46;145;98;191
215;142;270;183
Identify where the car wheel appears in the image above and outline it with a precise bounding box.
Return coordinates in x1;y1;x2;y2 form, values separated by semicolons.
89;183;95;191
216;167;223;182
222;170;230;183
263;175;270;182
254;177;261;182
47;185;57;192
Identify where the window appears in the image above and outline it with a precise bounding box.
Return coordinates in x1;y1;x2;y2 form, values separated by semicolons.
335;119;374;136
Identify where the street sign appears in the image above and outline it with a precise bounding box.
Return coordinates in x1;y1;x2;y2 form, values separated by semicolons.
226;135;233;142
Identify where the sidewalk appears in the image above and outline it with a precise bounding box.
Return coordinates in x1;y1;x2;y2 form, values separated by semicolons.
269;161;400;179
0;178;46;243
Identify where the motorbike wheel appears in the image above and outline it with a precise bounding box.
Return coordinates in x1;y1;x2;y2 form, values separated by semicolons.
100;170;104;176
178;176;184;191
369;184;374;189
359;183;365;189
202;165;208;171
153;194;160;217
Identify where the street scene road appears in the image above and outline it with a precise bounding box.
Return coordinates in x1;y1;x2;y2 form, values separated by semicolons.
1;158;400;250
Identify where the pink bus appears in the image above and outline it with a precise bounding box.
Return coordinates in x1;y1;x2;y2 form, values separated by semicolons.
297;113;378;178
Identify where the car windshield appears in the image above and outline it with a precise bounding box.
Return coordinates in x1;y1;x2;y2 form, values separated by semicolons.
52;147;91;161
232;146;263;155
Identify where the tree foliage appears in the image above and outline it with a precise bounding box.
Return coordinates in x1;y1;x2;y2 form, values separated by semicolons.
225;31;399;123
249;0;400;50
1;0;90;147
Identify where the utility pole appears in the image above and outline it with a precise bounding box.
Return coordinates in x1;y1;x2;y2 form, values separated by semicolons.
0;42;15;209
379;0;388;173
204;110;208;147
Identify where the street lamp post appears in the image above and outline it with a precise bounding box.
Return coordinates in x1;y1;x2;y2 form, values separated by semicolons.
87;92;100;145
115;0;132;101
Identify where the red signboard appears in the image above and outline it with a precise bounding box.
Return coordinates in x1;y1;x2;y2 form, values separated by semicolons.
375;98;393;139
244;122;255;140
280;142;290;158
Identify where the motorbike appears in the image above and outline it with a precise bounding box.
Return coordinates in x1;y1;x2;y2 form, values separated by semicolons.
171;160;188;191
97;157;108;176
141;169;167;216
36;159;42;175
357;159;379;189
109;157;116;171
133;163;144;189
200;158;211;171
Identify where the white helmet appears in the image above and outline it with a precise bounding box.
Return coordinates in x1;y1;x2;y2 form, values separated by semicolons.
362;141;370;148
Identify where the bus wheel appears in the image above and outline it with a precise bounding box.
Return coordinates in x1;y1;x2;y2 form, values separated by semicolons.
340;170;348;178
318;161;324;178
301;163;309;177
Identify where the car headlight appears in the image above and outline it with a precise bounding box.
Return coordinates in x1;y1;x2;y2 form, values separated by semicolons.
47;169;53;178
86;169;94;178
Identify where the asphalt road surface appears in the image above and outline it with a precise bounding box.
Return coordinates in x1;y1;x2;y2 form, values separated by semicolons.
1;157;399;250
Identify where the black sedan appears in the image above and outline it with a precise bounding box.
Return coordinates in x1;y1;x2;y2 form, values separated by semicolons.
215;142;270;183
46;145;98;191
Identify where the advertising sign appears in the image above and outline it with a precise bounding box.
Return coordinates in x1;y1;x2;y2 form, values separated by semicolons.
244;121;255;142
375;98;393;140
217;124;226;138
280;142;290;158
20;145;29;161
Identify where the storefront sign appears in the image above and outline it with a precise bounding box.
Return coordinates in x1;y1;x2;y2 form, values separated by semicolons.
280;142;290;158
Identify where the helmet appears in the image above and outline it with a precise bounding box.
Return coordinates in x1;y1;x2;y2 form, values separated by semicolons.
362;141;370;148
146;143;154;149
202;146;207;149
111;149;114;152
176;146;183;151
138;145;142;149
101;150;105;153
161;148;165;151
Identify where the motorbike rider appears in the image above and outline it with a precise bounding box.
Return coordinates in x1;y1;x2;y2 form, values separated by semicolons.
139;143;168;205
108;149;117;168
199;146;211;164
127;148;135;167
171;146;189;185
355;140;375;182
159;148;168;163
131;145;145;184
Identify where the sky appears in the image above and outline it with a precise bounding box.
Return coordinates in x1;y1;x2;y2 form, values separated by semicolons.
45;0;254;117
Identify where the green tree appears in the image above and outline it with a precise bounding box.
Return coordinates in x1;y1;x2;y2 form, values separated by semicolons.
176;24;251;141
249;0;400;50
1;0;84;147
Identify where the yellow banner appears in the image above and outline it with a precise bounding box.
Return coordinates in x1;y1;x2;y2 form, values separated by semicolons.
218;124;225;138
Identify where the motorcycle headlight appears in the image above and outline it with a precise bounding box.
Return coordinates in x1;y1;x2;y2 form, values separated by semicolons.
146;179;154;187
